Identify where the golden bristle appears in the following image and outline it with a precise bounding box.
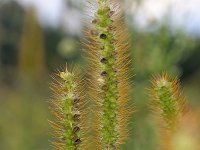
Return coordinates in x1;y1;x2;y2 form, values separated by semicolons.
49;65;89;150
83;0;134;149
149;73;187;150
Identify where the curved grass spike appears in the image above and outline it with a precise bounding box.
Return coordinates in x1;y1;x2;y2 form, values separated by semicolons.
149;73;187;150
49;66;88;150
84;0;133;149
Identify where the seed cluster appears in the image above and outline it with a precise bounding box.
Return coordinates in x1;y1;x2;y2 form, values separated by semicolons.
84;0;133;149
50;69;85;150
92;2;119;149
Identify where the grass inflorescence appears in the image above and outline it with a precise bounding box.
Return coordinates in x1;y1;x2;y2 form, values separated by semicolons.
83;0;133;149
49;66;88;150
149;73;187;150
48;0;191;150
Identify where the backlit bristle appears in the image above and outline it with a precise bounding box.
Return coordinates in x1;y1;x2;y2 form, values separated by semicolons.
149;73;187;150
83;0;134;149
49;66;88;150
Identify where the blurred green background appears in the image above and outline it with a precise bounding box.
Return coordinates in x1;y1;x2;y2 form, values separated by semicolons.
0;0;200;150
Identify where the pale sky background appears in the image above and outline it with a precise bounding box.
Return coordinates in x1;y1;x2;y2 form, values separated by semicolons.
15;0;200;36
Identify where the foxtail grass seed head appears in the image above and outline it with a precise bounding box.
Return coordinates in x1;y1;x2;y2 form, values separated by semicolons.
149;73;187;150
83;0;133;149
49;66;88;150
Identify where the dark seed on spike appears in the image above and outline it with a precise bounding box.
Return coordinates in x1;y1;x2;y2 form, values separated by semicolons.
109;11;115;17
100;58;107;63
92;19;98;24
74;114;80;121
74;97;80;103
74;139;82;145
101;71;107;76
101;85;108;91
73;126;80;133
100;33;107;39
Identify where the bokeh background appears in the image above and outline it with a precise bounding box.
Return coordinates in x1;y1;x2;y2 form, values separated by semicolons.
0;0;200;149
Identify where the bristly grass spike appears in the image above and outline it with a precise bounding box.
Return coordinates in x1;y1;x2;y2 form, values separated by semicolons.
49;65;89;150
149;72;187;150
83;0;134;149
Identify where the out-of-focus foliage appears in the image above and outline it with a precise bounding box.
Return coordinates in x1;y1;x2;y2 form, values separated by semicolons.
131;24;197;80
0;84;50;150
19;8;45;79
0;2;50;150
0;0;24;84
57;38;79;59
